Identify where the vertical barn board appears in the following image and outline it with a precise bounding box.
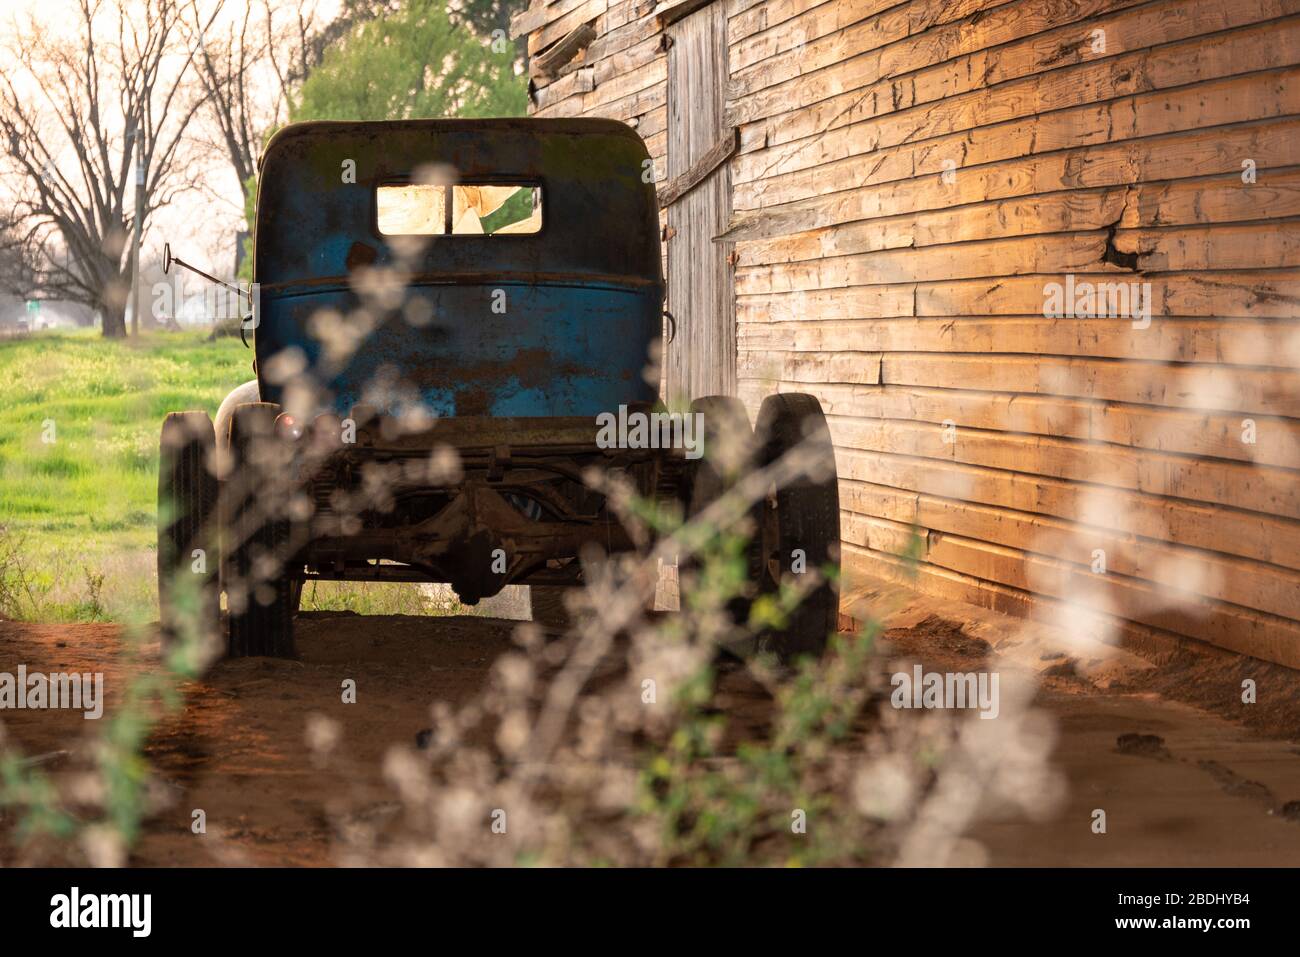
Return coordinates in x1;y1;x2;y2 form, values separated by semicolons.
666;2;736;401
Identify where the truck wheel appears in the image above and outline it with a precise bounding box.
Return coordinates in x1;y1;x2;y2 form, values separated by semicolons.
686;397;753;518
223;402;296;658
683;396;758;627
529;585;573;632
158;412;220;662
753;393;841;663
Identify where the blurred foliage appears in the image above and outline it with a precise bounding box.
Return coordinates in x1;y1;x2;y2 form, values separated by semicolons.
237;175;256;285
292;0;527;123
630;490;878;865
450;0;530;65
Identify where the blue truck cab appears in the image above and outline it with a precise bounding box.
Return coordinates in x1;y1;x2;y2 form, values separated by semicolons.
157;118;840;664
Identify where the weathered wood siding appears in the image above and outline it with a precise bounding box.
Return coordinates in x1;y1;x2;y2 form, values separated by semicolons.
520;0;1300;667
666;2;737;397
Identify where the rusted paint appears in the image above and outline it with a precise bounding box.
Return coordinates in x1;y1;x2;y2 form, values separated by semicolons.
247;119;675;599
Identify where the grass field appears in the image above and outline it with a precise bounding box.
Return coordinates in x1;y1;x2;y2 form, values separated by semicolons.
0;329;491;623
0;329;249;621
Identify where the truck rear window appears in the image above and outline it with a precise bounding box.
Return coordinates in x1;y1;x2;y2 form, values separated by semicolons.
377;183;542;236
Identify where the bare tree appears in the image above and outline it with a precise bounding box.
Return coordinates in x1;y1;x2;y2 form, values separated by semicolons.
181;0;268;190
180;0;384;251
263;0;394;120
0;0;207;337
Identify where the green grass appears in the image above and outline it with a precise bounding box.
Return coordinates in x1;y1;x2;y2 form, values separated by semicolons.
0;329;491;624
0;329;250;622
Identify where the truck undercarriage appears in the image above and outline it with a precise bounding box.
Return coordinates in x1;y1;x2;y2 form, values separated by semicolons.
284;411;690;604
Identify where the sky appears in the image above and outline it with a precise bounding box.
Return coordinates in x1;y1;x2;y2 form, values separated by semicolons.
1;0;339;281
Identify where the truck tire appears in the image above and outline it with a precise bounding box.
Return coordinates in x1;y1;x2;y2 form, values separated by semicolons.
753;393;841;663
157;412;220;662
223;402;296;658
685;396;753;518
683;396;758;626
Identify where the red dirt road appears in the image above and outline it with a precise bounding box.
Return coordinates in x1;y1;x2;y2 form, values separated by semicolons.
4;611;1300;866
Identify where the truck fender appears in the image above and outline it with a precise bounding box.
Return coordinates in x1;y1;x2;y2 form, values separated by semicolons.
214;379;261;450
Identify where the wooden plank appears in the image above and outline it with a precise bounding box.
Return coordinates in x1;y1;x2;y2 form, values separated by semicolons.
761;351;1300;418
730;186;1129;255
729;0;909;72
747;380;1300;468
920;533;1300;664
731;170;1300;259
582;32;665;86
738;283;919;320
529;0;609;53
840;509;922;558
643;129;668;163
871;354;1300;420
512;0;566;39
821;448;1300;572
814;415;1300;517
532;22;598;77
729;0;899;45
1118;220;1300;272
736;93;1300;216
736;315;1300;370
532;65;589;109
534;89;586;116
581;75;667;121
842;544;1263;666
570;8;659;70
735;272;1300;321
727;0;1290;129
633;104;669;138
840;481;1300;620
654;0;723;28
726;0;767;18
736;30;1300;181
739;350;882;384
727;0;1015;99
738;38;1300;200
735;233;1145;295
658;126;738;207
581;52;665;108
603;0;648;32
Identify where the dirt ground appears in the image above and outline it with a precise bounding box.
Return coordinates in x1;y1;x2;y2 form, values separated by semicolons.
4;606;1300;866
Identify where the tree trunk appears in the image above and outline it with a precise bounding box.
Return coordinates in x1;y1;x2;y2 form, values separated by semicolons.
98;257;130;338
101;300;127;338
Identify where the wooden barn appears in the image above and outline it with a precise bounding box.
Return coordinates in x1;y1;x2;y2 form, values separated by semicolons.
512;0;1300;667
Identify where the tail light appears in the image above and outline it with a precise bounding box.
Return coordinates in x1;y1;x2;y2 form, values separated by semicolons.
275;412;303;440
